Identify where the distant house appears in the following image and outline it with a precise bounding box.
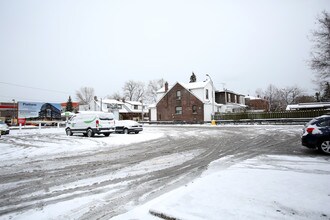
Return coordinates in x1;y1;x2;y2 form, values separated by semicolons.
60;102;80;113
245;96;269;112
215;90;246;113
79;99;148;121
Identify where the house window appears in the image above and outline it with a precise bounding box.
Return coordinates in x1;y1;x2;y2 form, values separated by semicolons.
206;89;209;100
175;106;182;114
134;105;138;110
176;90;181;100
192;105;197;114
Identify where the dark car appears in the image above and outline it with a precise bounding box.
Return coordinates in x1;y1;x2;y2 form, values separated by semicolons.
301;115;330;154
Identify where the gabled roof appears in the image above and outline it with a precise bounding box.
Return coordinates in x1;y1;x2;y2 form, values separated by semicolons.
157;80;210;94
156;81;205;106
181;80;209;90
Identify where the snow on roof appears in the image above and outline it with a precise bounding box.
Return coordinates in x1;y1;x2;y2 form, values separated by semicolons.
157;80;209;94
286;102;330;110
181;80;209;90
245;95;261;100
102;99;124;105
125;101;143;105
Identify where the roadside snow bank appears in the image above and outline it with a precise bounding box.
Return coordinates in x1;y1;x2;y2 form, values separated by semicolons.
113;155;330;220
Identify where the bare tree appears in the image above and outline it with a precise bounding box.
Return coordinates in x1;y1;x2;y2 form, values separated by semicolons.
123;80;145;101
278;86;303;106
260;85;304;111
264;84;281;111
145;79;165;103
107;92;123;101
309;11;330;81
134;82;145;101
123;80;137;101
76;87;95;106
254;88;264;98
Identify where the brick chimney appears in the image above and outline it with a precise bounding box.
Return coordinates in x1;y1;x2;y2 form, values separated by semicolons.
165;82;169;92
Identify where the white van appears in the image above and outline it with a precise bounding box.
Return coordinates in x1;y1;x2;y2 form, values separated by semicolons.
65;111;115;137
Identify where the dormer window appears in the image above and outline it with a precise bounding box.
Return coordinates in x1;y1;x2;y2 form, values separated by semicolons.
206;89;209;100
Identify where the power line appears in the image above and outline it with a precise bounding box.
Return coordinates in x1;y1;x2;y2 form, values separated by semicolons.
0;81;70;94
0;95;64;103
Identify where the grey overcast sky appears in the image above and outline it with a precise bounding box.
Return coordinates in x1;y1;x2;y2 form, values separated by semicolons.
1;0;329;103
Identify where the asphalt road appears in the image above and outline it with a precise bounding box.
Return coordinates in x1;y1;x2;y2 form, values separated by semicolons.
0;125;319;219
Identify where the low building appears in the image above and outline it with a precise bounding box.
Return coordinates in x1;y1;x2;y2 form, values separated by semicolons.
286;102;330;111
245;96;269;112
215;90;246;113
0;102;17;124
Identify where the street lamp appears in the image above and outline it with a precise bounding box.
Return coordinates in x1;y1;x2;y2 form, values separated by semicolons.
206;74;215;120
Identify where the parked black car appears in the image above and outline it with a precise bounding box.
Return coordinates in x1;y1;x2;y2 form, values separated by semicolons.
301;115;330;154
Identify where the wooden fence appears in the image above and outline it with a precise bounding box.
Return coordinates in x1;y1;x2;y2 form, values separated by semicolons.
214;109;329;121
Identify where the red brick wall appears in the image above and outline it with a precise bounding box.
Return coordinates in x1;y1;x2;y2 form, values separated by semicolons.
156;83;204;122
246;99;269;111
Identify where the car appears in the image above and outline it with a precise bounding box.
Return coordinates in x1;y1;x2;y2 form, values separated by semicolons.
65;111;115;137
301;115;330;154
115;120;143;134
0;121;10;135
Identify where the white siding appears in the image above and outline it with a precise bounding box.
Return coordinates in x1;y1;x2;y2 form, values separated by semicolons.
150;107;157;121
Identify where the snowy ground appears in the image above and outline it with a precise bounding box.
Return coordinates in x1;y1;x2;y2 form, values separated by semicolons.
114;154;330;220
0;125;328;219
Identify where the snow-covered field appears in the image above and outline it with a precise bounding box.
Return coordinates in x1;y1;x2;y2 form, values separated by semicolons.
0;125;329;220
114;154;330;220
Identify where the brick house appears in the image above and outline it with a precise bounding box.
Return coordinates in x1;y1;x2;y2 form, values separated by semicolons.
244;96;269;112
151;79;214;122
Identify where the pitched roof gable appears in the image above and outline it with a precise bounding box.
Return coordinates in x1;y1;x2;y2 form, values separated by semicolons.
156;82;204;106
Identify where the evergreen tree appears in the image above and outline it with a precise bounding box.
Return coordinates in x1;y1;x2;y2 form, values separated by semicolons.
65;96;74;112
190;72;196;83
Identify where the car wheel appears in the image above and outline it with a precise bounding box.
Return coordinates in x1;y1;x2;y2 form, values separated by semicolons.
134;131;139;134
124;128;129;134
66;128;73;136
104;133;110;137
86;128;94;137
318;140;330;154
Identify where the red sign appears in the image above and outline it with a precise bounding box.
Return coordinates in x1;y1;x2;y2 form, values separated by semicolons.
18;118;26;125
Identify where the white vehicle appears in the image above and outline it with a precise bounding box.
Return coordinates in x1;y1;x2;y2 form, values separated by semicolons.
0;121;10;135
65;111;115;137
115;120;143;134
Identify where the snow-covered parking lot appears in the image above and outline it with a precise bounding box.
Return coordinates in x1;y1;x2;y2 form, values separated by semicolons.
0;125;329;219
